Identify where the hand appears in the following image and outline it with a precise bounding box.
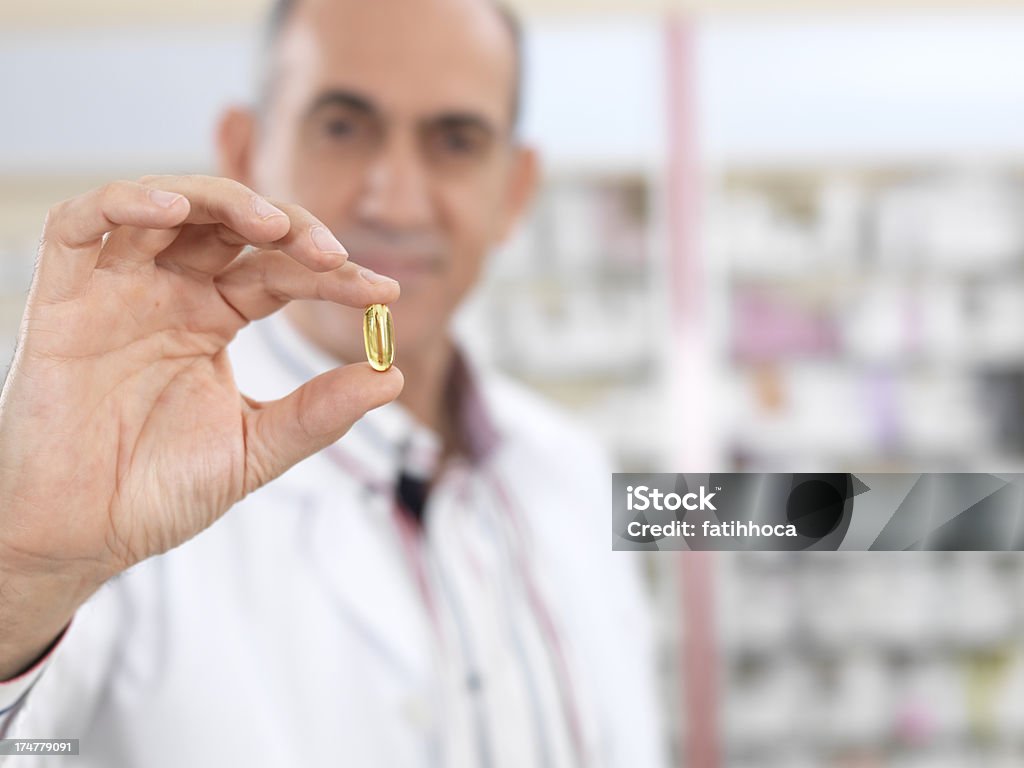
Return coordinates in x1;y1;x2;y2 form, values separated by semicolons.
0;175;403;588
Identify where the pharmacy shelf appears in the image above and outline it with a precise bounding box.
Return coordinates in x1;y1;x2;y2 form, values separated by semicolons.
708;162;1024;475
714;551;1024;765
704;160;1024;765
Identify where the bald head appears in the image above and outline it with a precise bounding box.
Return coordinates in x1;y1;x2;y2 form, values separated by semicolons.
258;0;524;130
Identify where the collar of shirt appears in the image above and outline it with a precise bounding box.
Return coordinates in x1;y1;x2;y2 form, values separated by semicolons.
254;311;503;492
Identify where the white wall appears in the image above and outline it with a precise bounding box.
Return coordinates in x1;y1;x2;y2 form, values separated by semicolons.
0;16;666;174
697;11;1024;160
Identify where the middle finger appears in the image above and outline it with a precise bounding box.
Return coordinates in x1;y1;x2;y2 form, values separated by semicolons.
137;175;347;275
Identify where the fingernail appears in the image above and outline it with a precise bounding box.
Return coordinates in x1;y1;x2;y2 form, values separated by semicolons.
149;189;184;208
252;196;286;220
310;225;347;255
359;267;398;285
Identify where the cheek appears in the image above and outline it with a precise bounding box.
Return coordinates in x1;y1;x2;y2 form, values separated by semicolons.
290;157;364;221
435;178;507;288
253;131;295;199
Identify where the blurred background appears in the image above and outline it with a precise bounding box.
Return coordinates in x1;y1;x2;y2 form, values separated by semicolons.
3;1;1024;766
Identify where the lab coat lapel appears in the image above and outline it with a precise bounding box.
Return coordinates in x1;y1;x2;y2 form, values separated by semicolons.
308;412;437;686
244;314;436;684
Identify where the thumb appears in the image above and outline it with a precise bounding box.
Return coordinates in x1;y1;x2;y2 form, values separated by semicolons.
241;363;404;494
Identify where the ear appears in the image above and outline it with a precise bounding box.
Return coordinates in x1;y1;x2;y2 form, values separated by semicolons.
496;144;540;243
215;106;258;187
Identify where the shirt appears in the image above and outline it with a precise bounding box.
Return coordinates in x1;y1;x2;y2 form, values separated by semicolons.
0;312;666;767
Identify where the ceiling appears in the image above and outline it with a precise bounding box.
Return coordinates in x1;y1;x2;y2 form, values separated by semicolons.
3;0;1024;27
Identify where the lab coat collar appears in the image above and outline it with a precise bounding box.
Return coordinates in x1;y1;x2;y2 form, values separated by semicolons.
253;312;507;682
253;314;436;682
255;311;504;489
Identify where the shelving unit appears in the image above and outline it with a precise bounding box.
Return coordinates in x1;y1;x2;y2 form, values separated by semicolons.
702;162;1024;765
701;163;1024;765
717;551;1024;767
707;163;1024;473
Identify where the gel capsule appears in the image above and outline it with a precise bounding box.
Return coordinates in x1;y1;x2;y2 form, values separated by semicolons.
363;303;395;372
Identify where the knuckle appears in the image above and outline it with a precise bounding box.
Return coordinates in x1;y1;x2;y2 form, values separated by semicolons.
266;201;308;232
97;180;126;209
181;173;222;193
280;202;303;221
180;172;205;186
272;200;302;217
44;199;70;229
223;177;255;199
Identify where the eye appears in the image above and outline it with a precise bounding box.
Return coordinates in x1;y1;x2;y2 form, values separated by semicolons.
324;118;356;139
439;129;477;154
302;103;381;159
428;124;493;163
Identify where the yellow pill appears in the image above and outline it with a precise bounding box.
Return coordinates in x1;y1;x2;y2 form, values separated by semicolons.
363;303;395;372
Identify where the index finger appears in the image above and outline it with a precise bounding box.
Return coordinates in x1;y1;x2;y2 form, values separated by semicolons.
151;199;348;279
140;177;350;276
35;180;191;303
139;173;290;236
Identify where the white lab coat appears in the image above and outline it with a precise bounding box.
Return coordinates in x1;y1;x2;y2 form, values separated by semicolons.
0;313;666;767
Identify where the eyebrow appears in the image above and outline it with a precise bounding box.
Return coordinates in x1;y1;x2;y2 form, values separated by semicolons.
304;88;502;138
304;89;376;119
428;113;501;145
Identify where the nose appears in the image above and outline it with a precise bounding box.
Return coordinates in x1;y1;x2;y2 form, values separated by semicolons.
355;129;436;231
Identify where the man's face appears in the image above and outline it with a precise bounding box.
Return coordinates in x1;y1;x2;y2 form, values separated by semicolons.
248;0;530;365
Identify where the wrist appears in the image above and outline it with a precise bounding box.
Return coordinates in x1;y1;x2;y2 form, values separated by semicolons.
0;617;70;683
0;544;105;681
0;536;111;598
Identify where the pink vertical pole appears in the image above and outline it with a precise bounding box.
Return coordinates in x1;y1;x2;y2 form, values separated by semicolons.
665;15;703;328
680;552;720;768
665;15;721;768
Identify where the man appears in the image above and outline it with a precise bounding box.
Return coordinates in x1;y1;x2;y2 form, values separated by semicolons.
0;0;665;765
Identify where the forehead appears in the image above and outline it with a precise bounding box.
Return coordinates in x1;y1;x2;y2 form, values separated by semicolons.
275;0;517;126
